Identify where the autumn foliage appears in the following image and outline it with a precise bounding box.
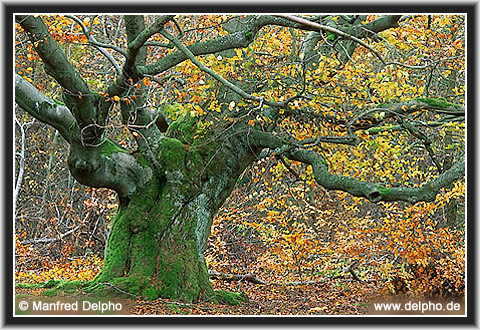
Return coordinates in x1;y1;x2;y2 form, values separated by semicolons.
15;14;465;309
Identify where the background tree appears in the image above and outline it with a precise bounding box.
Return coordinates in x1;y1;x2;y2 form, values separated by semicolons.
15;14;465;302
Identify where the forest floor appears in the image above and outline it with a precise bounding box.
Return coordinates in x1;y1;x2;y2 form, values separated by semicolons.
15;277;386;316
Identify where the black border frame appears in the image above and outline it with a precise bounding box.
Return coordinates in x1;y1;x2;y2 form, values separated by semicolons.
4;2;476;326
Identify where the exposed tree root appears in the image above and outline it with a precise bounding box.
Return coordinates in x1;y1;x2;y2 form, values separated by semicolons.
208;264;366;286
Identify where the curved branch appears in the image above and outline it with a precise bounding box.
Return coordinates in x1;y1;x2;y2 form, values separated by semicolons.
160;29;285;108
15;75;149;199
347;98;464;132
16;15;96;113
139;15;291;76
124;15;175;80
65;15;123;75
16;15;100;144
67;141;154;200
248;129;465;204
277;14;388;65
139;14;406;78
362;15;403;33
278;15;429;69
16;75;154;199
128;15;175;51
15;74;75;143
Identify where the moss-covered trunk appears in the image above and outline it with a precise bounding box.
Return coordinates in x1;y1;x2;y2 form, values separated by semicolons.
79;114;258;302
92;178;214;302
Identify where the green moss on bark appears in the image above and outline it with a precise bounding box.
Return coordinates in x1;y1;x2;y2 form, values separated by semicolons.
154;247;213;301
166;114;197;144
100;139;128;157
89;171;216;302
214;290;248;305
86;118;254;303
42;288;58;296
416;98;461;109
87;277;146;298
375;184;391;196
158;137;187;171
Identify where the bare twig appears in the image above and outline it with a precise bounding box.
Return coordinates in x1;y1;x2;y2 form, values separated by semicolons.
66;15;124;74
21;225;81;245
276;15;436;70
160;29;287;109
14;118;34;208
97;282;138;298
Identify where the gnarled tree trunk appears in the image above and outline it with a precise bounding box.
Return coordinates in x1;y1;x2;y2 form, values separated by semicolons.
94;186;215;301
86;123;257;301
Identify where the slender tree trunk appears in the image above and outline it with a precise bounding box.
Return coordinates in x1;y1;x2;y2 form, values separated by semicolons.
442;56;459;228
443;130;458;229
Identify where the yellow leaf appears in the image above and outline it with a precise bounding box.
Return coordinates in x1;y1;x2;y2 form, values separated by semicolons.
318;61;325;71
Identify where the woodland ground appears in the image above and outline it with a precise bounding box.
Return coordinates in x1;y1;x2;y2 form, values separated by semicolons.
17;278;465;316
15;278;384;315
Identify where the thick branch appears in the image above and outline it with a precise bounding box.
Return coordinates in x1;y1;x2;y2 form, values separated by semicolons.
363;15;402;33
16;15;96;122
128;15;175;51
160;30;285;108
15;74;75;143
381;159;465;203
139;15;297;76
208;270;267;284
278;15;428;69
124;15;148;78
208;269;363;285
248;130;464;203
139;14;408;79
348;98;464;132
15;76;150;198
277;14;388;65
67;140;154;199
298;135;359;146
365;116;463;135
16;15;101;144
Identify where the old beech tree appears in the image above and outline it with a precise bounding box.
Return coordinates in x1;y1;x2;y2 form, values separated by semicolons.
15;14;465;301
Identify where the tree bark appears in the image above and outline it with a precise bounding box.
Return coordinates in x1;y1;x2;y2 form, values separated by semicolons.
88;119;258;301
93;184;215;301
